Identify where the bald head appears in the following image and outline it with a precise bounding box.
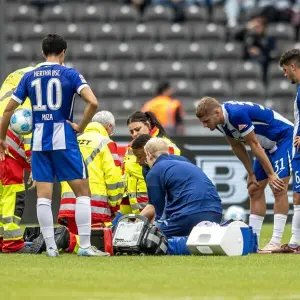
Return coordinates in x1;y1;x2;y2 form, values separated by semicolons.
144;137;169;167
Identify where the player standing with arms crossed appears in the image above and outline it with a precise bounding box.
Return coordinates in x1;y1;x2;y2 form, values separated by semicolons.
0;34;107;257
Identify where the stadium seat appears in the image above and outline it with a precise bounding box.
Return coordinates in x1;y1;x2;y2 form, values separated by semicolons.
6;4;38;23
128;79;157;99
267;23;295;43
20;23;54;42
184;5;207;25
73;4;106;24
143;5;173;24
170;79;199;98
6;23;18;41
159;61;193;80
6;42;33;61
212;42;243;62
89;23;123;42
124;23;157;45
122;61;156;79
41;4;72;23
267;79;297;102
71;42;104;60
159;23;192;44
142;42;175;62
194;23;226;42
176;42;210;62
88;61;121;79
199;79;232;101
73;96;112;117
181;98;199;115
194;60;228;80
106;42;139;61
231;62;262;81
233;79;266;102
268;62;284;81
264;98;290;115
111;99;139;118
212;6;227;25
95;79;128;100
54;23;88;42
109;5;140;24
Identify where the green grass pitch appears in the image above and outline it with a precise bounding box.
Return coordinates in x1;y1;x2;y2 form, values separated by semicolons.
2;224;299;300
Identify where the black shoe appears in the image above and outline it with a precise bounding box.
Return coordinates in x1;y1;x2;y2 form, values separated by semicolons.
54;226;70;251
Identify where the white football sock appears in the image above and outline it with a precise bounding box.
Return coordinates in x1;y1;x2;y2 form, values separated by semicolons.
75;196;91;249
37;198;57;250
270;214;287;245
290;205;300;245
249;214;264;246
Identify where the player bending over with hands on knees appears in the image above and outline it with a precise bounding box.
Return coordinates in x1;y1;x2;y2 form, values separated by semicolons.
196;97;292;253
0;34;107;257
272;48;300;253
140;137;223;238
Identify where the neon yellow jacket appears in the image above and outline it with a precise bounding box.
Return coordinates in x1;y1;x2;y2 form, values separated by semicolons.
0;66;39;151
121;127;181;215
58;122;124;224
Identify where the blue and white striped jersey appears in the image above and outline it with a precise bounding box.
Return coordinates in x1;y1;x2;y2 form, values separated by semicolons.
293;85;300;157
217;101;293;153
12;62;89;151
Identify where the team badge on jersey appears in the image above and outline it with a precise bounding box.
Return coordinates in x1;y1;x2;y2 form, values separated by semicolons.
238;124;248;131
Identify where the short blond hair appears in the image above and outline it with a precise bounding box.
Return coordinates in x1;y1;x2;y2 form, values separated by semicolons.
144;137;169;158
196;97;221;119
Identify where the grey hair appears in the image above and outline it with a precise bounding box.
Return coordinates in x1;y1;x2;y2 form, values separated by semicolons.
92;111;115;134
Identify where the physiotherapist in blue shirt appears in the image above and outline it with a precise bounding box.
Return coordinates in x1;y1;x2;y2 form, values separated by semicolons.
140;137;223;238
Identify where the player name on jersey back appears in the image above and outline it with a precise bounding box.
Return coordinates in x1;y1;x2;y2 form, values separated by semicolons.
34;70;60;77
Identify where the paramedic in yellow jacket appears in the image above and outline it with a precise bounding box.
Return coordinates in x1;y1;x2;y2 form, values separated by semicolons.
0;66;36;253
58;111;124;234
121;111;180;215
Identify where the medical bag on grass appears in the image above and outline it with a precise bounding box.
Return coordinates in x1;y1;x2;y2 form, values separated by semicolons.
91;227;114;256
113;214;168;255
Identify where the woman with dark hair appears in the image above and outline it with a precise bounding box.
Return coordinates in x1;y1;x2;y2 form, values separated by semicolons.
120;111;181;215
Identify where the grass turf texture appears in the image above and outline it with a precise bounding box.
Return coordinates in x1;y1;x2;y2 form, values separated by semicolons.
2;224;299;300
